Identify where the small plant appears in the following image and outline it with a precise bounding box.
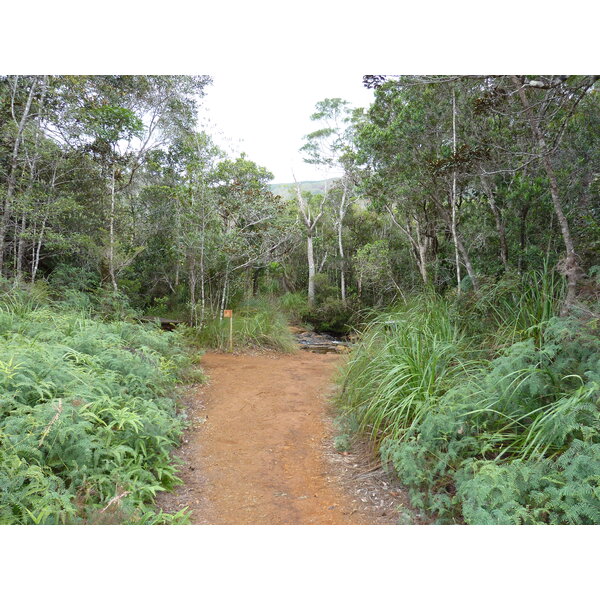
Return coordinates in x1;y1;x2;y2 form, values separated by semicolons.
334;434;351;453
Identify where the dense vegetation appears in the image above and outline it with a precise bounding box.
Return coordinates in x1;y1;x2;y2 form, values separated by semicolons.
0;283;200;523
339;273;600;523
1;74;598;524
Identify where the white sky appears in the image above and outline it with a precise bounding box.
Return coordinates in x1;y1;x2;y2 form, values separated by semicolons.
198;72;374;184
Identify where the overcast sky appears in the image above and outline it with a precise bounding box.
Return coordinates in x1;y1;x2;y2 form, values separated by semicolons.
197;72;374;184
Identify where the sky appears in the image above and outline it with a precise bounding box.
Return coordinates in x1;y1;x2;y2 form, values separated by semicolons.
197;72;375;184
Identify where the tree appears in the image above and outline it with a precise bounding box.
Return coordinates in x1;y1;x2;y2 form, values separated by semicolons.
300;98;358;304
0;76;41;275
361;74;599;305
293;175;327;306
507;75;598;310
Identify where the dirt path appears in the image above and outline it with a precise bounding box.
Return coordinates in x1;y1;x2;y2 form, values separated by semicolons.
157;350;402;524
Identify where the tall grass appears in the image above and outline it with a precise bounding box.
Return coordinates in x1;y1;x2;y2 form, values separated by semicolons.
339;296;482;443
459;266;565;347
191;298;296;353
278;292;309;324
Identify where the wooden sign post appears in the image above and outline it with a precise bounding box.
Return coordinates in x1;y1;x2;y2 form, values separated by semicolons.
223;309;233;352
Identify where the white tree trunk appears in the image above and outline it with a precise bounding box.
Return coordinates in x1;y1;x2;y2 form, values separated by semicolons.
31;214;47;283
199;204;206;327
337;186;347;305
294;174;325;308
0;77;38;275
307;233;316;306
512;77;580;311
451;88;462;293
108;167;118;292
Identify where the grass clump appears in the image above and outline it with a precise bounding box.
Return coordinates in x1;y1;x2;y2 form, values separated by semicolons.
0;290;197;524
339;296;481;443
191;298;296;353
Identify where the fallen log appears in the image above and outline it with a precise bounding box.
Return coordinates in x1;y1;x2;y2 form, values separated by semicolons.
139;316;186;331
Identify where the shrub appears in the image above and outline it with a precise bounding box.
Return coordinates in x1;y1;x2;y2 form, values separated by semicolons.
303;296;356;335
278;292;309;323
338;296;481;444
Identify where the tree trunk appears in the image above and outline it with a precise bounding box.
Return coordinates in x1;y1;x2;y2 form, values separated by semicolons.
174;196;181;288
455;233;478;289
189;256;197;326
199;204;206;327
108;167;118;292
293;175;324;309
481;176;508;270
0;77;38;276
337;222;346;305
16;76;47;283
337;184;348;305
451;88;462;293
512;76;580;311
414;219;429;285
307;232;316;306
252;267;261;296
385;205;429;286
220;269;229;318
31;214;47;283
518;203;530;274
436;200;479;291
15;213;26;280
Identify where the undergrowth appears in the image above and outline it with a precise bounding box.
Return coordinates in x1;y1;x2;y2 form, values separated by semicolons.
338;271;600;524
0;289;198;524
189;298;296;353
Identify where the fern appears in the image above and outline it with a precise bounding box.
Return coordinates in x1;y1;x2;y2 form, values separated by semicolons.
0;291;195;524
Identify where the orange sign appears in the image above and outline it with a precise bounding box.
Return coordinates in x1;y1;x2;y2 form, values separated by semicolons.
223;309;233;318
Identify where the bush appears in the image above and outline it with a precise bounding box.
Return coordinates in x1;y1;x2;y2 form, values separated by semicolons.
278;292;309;323
452;267;565;347
303;296;356;335
381;317;600;523
338;296;481;443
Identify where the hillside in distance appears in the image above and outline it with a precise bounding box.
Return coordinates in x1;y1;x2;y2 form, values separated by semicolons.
269;178;338;198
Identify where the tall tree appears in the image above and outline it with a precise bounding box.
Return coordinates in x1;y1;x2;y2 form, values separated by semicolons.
300;98;359;305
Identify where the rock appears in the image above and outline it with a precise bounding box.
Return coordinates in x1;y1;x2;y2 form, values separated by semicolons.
289;325;308;334
295;330;352;354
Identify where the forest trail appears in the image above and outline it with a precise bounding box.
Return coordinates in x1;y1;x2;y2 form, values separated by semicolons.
157;350;387;524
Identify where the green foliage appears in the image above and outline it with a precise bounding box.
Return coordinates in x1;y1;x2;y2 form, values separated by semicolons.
304;296;356;335
339;287;600;524
0;290;196;524
339;296;481;443
189;298;296;353
278;292;309;323
333;434;351;453
354;240;393;291
456;266;565;346
457;440;600;525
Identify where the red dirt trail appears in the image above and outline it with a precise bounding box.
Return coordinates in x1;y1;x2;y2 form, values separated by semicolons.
157;350;385;524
